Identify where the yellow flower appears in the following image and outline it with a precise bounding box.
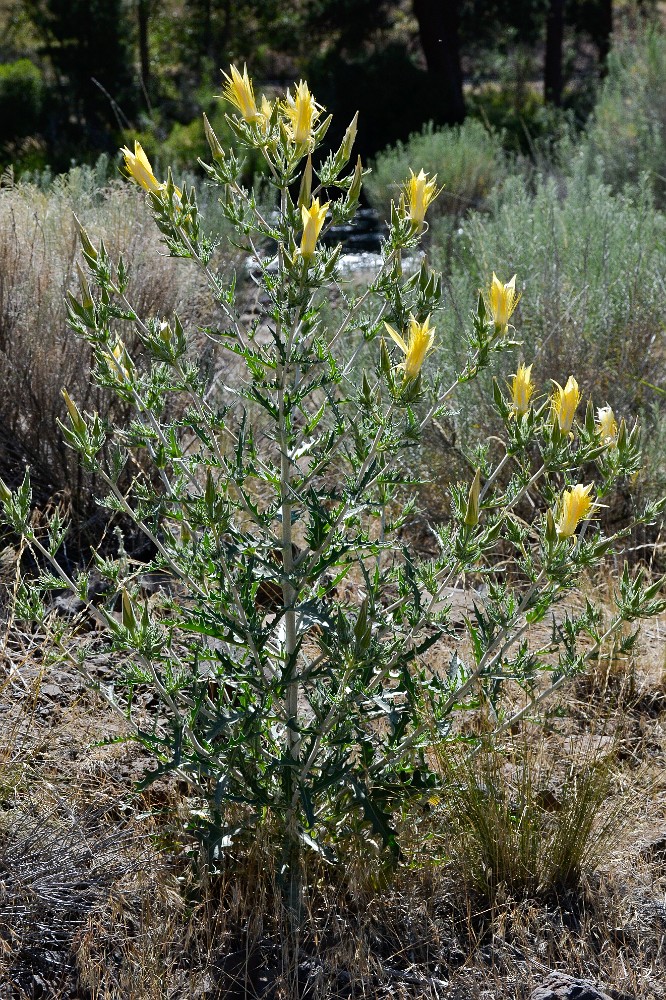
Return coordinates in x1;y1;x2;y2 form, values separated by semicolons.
596;404;618;445
120;140;162;193
555;483;596;539
221;64;260;122
109;338;132;381
300;197;329;258
511;363;534;416
551;375;581;434
283;80;322;145
383;314;436;381
486;273;521;333
403;169;439;229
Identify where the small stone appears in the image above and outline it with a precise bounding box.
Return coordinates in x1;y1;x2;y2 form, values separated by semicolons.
530;972;617;1000
54;592;85;615
40;683;62;700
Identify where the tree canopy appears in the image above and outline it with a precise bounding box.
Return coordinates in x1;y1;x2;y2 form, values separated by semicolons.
0;0;651;172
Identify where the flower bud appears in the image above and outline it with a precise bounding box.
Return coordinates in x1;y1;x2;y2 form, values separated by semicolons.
76;262;94;309
297;154;313;210
61;388;86;435
339;111;359;163
121;589;137;632
203;113;225;164
379;338;393;380
464;468;482;527
545;509;557;546
73;214;98;262
347;156;363;204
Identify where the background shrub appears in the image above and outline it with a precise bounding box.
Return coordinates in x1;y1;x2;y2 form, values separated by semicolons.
0;60;44;144
579;30;666;205
365;119;505;222
468;82;574;157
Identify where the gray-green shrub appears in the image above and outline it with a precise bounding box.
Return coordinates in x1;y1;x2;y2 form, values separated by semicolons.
578;29;666;205
432;164;666;452
365;119;505;222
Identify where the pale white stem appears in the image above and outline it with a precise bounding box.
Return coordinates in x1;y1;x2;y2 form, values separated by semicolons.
473;615;624;754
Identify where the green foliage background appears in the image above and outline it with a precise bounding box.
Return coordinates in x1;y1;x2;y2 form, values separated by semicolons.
0;0;645;173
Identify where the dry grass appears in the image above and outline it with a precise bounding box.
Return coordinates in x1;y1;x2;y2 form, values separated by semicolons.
0;166;228;540
439;733;622;899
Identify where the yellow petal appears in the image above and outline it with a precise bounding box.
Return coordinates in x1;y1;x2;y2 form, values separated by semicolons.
383;322;408;355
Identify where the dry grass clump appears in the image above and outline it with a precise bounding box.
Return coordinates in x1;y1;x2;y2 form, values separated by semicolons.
439;733;621;900
0;796;172;998
0;165;228;539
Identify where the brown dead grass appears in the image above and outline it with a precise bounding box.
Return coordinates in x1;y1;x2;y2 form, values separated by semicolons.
0;169;228;537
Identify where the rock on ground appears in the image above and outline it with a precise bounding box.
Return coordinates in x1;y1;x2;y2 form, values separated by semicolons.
530;972;617;1000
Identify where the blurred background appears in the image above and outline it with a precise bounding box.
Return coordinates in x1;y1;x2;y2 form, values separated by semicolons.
0;0;626;173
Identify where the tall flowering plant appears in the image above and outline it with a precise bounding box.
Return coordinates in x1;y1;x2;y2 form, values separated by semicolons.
2;68;664;904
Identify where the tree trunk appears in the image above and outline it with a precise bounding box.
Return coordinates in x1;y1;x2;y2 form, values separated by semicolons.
137;0;150;95
412;0;465;125
596;0;613;71
544;0;565;106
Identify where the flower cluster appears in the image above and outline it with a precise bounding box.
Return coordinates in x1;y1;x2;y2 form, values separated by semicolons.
500;360;627;539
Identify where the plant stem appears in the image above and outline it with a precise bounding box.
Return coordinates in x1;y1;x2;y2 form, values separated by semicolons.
276;183;301;919
473;615;625;753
